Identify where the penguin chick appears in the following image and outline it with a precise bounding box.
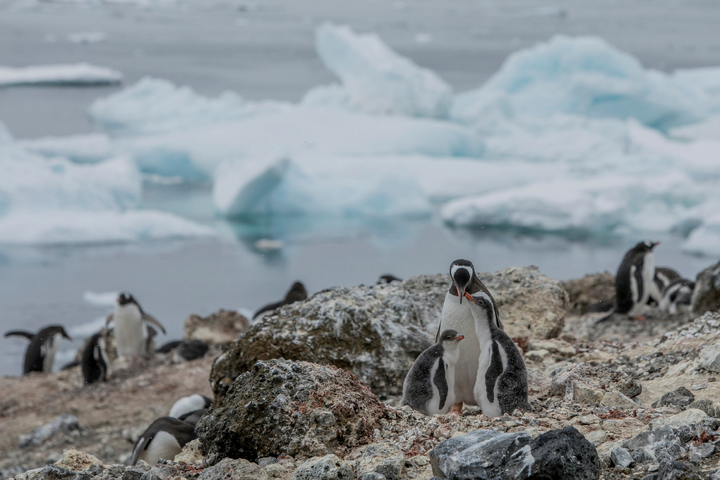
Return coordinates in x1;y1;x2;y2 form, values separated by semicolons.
169;394;212;419
4;325;72;375
466;292;531;417
82;331;110;385
649;267;681;304
597;240;658;323
106;293;165;357
253;281;307;319
659;278;695;314
401;329;464;416
129;417;196;466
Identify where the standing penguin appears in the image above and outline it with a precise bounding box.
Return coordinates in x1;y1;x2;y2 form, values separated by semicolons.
253;281;307;319
4;325;72;375
659;278;695;314
81;331;110;385
401;329;464;416
129;417;197;466
597;241;659;323
107;293;165;358
466;292;531;417
434;259;503;411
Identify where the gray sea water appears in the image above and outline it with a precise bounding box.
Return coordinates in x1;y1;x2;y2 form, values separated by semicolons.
1;0;719;376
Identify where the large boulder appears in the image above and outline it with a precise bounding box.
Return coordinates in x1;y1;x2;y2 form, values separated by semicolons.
692;260;720;315
430;426;600;480
196;359;388;463
561;272;615;315
210;267;567;401
184;309;250;345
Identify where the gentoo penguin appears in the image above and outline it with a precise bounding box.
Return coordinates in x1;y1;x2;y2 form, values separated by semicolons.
466;292;531;417
401;329;464;416
156;340;182;354
106;293;165;357
378;274;402;284
129;417;196;466
659;278;695;314
4;325;72;375
435;259;503;410
253;281;307;319
597;241;658;323
649;267;681;304
168;394;212;418
81;331;110;385
173;339;209;362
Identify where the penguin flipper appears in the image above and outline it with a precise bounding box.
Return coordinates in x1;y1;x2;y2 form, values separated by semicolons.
129;432;154;466
4;330;34;340
106;314;114;326
594;309;617;324
142;314;166;334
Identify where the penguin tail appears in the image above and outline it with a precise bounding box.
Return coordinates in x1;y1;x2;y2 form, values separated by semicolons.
594;308;617;324
4;330;34;340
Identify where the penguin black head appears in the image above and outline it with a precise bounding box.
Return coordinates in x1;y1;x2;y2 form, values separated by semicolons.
285;282;308;303
117;293;138;306
378;274;402;285
438;329;464;345
636;240;659;252
43;325;73;341
450;259;475;304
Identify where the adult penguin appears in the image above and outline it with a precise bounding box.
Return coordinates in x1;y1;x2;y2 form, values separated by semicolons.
434;259;503;412
4;325;72;374
107;293;165;357
597;241;658;323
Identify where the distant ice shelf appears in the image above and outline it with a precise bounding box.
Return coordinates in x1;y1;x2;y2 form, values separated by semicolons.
0;63;122;87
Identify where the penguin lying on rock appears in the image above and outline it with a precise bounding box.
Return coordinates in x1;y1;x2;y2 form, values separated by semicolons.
129;417;196;466
597;241;658;323
401;329;464;416
107;293;165;358
659;277;695;314
466;291;531;417
169;394;212;419
253;281;307;319
4;325;72;375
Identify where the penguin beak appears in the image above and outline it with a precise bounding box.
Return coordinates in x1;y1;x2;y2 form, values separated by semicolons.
64;333;73;341
455;335;465;341
464;292;476;304
456;285;466;304
652;241;660;248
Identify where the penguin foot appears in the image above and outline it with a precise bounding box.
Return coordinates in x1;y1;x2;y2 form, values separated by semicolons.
449;403;463;415
633;315;646;321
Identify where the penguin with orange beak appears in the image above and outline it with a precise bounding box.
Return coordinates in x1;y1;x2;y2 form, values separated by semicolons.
401;329;465;416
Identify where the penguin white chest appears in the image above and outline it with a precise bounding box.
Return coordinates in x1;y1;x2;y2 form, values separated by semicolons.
439;293;479;405
141;431;181;465
42;333;62;373
114;304;146;357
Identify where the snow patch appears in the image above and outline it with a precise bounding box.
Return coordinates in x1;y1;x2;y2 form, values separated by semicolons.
0;63;122;87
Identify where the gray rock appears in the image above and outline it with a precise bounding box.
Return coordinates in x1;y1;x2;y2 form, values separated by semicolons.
354;443;403;480
710;469;720;480
361;474;386;480
257;457;277;467
699;343;720;373
197;458;269;480
561;272;615;316
550;361;642;403
197;359;388;462
625;427;675;451
19;414;81;448
184;309;250;346
653;458;703;480
209;268;567;401
610;447;634;468
651;387;695;410
688;399;720;417
692;260;720;315
529;426;600;480
293;455;353;480
649;409;709;431
688;443;715;464
429;430;502;477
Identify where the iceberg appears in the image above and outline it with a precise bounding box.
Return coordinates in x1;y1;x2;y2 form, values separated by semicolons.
0;63;122;87
19;133;113;164
305;23;453;118
0;129;213;245
451;35;707;131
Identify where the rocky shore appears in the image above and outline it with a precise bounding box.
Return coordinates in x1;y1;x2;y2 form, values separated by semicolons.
2;261;720;480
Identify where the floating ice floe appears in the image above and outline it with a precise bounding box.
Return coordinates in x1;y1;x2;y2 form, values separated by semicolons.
451;35;708;131
0;63;122;87
0;124;213;245
304;23;452;118
19;133;113;164
66;32;107;44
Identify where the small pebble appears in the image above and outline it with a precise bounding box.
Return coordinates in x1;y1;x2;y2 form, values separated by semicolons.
692;383;708;391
